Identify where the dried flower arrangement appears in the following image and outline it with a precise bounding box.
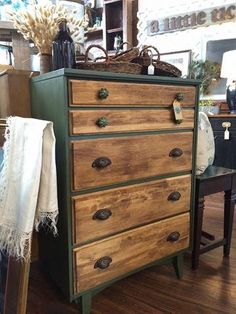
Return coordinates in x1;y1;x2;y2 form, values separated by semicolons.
8;0;89;55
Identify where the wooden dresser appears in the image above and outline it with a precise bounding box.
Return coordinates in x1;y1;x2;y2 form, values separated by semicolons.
30;69;200;314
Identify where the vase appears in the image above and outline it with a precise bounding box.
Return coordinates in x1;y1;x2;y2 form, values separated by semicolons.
226;82;236;114
39;53;52;74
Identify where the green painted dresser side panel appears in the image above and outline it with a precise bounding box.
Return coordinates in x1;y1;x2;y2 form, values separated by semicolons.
31;76;73;299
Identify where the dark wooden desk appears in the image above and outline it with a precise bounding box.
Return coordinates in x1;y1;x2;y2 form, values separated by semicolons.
192;165;236;269
209;114;236;169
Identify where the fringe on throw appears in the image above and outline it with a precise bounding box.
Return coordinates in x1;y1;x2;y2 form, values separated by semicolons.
0;209;58;261
35;209;59;235
0;224;32;260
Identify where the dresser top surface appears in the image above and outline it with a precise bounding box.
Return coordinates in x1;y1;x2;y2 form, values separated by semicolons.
208;114;236;118
31;68;201;86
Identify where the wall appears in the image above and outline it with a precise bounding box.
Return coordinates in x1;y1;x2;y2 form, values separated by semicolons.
137;0;236;58
137;0;236;99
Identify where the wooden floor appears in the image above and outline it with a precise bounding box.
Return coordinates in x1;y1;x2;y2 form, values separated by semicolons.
26;193;236;314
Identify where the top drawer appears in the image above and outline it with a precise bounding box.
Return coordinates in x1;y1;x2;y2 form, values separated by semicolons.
69;80;196;107
209;116;236;132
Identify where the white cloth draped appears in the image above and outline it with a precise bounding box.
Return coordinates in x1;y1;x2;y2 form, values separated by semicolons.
0;116;58;260
196;112;215;175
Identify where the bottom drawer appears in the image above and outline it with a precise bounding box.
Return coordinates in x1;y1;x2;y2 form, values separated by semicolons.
74;213;190;293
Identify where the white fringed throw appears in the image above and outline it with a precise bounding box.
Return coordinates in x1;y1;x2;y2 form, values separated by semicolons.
0;116;58;260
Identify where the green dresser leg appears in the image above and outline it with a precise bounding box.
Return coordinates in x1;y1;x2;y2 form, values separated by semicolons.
76;292;92;314
173;253;184;279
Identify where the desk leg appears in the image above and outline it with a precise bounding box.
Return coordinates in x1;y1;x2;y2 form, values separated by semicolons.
192;197;205;269
224;190;236;256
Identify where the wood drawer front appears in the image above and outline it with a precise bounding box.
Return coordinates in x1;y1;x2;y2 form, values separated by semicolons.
71;132;193;190
69;109;194;135
69;80;196;107
74;213;190;293
72;175;191;244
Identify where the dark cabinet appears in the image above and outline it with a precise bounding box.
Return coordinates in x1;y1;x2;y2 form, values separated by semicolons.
209;115;236;169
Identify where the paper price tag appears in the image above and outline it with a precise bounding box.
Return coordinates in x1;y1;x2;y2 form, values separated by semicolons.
172;99;183;124
224;128;230;140
148;64;155;75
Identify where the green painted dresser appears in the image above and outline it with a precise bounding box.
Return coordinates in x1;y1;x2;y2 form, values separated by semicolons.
30;69;200;313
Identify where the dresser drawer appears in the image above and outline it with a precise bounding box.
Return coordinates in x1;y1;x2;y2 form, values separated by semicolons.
71;132;193;190
209;116;236;132
69;80;196;107
72;175;191;244
69;109;194;135
74;212;190;293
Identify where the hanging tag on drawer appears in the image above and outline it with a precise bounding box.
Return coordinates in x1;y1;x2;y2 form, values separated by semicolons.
222;122;231;141
172;99;183;124
224;128;230;140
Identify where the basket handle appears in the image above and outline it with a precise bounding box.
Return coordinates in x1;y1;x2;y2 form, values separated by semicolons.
118;41;132;50
85;45;109;64
94;56;107;62
139;45;160;60
114;41;133;56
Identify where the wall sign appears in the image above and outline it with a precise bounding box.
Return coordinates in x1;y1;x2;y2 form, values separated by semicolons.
148;4;236;35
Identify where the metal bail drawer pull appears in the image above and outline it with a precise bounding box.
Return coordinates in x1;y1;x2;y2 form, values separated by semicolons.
92;157;112;168
93;209;112;220
94;256;112;269
169;148;183;157
167;231;180;242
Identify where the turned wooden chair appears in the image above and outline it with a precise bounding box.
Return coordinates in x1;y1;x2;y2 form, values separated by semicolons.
192;165;236;269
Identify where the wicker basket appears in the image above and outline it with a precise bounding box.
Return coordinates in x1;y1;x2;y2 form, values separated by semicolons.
133;45;182;77
153;59;182;77
111;42;139;62
76;45;142;75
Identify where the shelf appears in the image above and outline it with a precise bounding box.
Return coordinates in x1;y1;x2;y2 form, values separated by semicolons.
107;27;123;34
0;21;14;30
201;94;226;101
85;28;103;37
104;0;122;4
0;22;15;42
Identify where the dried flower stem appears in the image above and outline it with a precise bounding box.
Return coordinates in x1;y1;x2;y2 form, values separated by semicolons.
8;0;89;54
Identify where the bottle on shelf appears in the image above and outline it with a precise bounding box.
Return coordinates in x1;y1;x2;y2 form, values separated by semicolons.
113;34;122;51
52;18;76;70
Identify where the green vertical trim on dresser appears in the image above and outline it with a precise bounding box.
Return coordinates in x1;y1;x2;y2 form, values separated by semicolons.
189;84;200;250
30;69;200;312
